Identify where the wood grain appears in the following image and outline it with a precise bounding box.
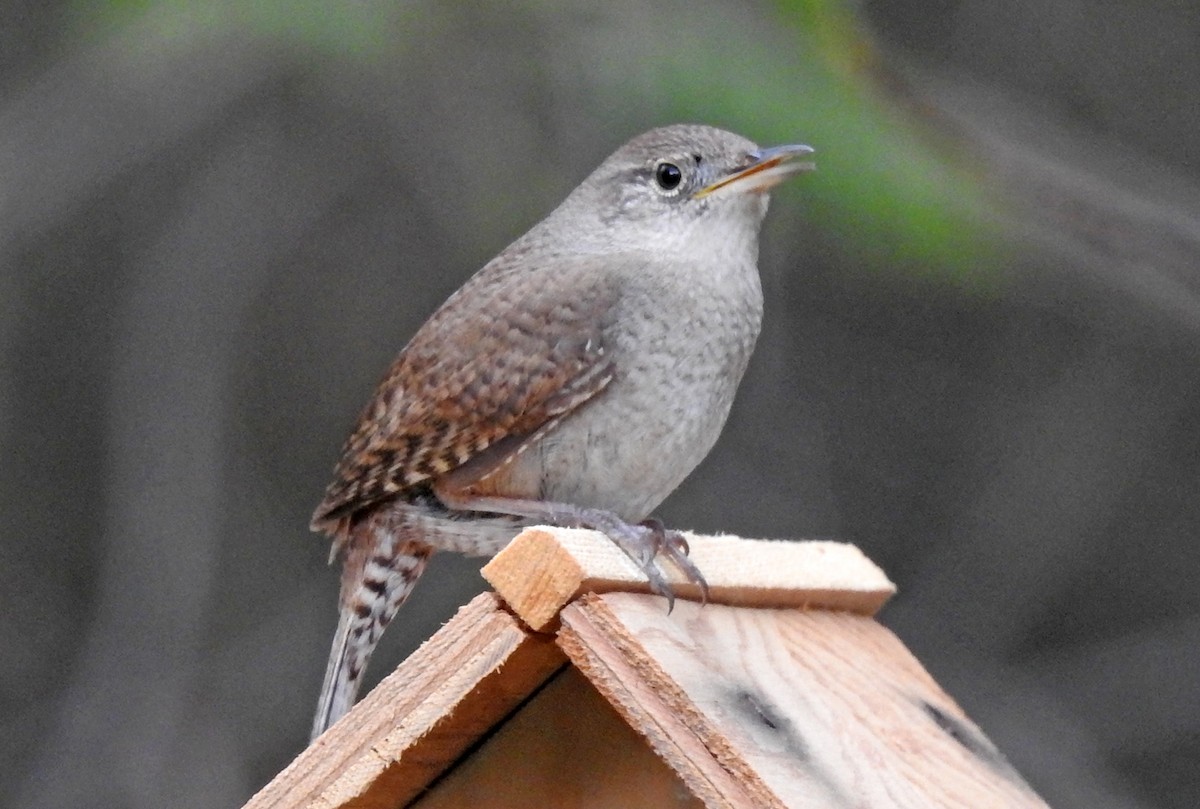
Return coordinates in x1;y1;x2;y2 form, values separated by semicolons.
557;596;781;809
558;593;1049;809
242;593;565;809
482;528;895;631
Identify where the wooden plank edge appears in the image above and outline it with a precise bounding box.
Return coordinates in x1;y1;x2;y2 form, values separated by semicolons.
556;593;788;809
483;527;895;631
242;592;565;809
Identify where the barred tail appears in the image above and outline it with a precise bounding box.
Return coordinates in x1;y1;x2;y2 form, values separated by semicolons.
310;516;432;741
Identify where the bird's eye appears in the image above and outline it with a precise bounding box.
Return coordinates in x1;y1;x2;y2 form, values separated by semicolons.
654;162;683;192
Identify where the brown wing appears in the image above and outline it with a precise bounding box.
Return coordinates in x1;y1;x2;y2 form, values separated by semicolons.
311;253;619;531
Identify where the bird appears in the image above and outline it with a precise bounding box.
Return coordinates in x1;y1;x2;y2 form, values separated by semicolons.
308;124;814;740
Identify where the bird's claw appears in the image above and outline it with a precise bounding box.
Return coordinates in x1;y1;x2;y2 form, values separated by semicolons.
638;518;710;608
532;504;709;611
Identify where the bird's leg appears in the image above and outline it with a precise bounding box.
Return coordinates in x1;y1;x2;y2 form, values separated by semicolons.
434;488;709;609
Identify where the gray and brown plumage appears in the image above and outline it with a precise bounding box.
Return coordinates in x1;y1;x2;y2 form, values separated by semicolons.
309;124;814;739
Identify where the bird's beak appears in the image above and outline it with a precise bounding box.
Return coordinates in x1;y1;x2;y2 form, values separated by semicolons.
693;144;815;199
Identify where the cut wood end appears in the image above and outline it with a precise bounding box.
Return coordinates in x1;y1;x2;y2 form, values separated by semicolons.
481;528;588;630
482;527;896;630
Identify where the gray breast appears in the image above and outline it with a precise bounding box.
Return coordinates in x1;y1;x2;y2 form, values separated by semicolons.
529;252;764;520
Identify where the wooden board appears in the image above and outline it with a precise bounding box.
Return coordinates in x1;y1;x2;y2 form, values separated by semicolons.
248;536;1045;809
411;667;704;809
482;528;895;631
242;593;565;809
556;592;1049;809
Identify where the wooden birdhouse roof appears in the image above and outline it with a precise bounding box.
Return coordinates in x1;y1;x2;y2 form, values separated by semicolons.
244;529;1048;809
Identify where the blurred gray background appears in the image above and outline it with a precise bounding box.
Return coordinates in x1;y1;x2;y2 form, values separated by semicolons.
2;1;1198;807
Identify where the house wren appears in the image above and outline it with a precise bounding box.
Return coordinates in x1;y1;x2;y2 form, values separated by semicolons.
309;124;814;739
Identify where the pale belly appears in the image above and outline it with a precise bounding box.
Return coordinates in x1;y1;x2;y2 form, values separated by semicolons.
517;347;752;521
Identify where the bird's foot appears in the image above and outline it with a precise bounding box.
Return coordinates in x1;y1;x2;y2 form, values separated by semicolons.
431;489;709;609
547;506;709;611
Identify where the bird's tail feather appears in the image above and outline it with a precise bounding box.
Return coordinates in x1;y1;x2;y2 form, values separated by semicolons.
310;517;432;741
311;606;358;740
